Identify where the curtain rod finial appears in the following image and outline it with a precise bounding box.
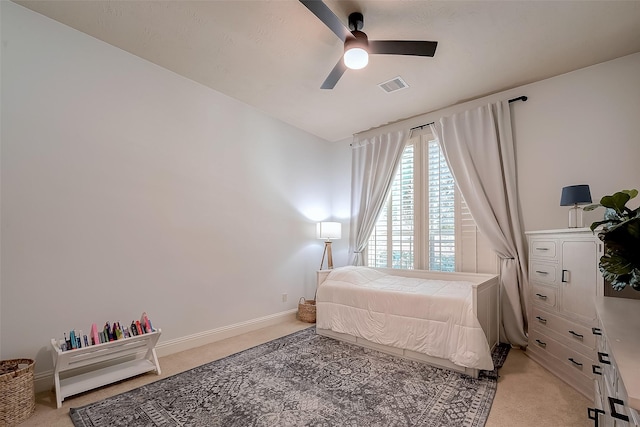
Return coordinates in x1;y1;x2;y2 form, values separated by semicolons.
508;95;528;103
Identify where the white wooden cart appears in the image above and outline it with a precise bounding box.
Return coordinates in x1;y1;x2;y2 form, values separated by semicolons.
50;329;161;408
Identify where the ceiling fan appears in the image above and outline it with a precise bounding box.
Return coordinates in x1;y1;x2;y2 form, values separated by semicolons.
299;0;438;89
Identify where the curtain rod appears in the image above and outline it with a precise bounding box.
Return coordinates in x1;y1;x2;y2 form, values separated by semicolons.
410;95;528;131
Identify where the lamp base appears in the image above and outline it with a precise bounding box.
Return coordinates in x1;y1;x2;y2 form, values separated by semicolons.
568;205;584;228
320;241;334;270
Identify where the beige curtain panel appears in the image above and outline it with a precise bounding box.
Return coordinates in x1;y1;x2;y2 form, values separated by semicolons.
430;101;529;347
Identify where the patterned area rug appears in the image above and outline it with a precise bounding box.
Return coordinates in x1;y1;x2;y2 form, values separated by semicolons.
70;327;509;427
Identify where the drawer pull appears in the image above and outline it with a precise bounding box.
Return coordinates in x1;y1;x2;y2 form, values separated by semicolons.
597;352;611;365
536;247;549;251
535;316;547;324
535;339;546;348
568;357;583;368
568;330;584;340
535;293;548;300
561;269;568;283
592;327;602;336
608;397;630;422
592;365;602;375
587;407;604;424
535;270;549;275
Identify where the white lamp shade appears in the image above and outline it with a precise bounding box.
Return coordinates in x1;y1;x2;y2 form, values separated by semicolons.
317;222;342;240
343;48;368;70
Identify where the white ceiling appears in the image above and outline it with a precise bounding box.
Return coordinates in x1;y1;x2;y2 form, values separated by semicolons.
15;0;640;142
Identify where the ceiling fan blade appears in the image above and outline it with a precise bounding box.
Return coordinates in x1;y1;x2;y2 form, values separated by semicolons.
321;58;348;89
369;40;438;57
299;0;352;42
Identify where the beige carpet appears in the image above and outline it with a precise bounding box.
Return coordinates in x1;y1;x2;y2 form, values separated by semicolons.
21;319;591;426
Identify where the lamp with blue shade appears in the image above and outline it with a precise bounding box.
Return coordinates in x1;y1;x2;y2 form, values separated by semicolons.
560;184;592;228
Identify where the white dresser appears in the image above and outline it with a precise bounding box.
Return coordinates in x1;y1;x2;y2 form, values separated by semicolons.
526;229;604;399
589;297;640;426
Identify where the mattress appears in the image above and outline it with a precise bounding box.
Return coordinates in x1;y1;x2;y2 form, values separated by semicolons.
316;266;494;370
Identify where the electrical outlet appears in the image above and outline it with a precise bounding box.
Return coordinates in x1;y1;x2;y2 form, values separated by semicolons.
282;293;287;302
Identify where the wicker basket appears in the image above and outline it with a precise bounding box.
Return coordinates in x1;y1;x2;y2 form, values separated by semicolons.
0;359;35;427
298;297;316;323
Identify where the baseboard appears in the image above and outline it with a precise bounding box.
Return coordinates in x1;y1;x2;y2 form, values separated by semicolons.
34;309;298;394
154;309;298;357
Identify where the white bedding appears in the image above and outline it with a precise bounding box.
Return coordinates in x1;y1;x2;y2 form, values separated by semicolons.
316;266;494;371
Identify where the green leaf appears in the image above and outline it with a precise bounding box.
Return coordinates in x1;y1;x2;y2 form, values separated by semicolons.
591;219;609;233
630;269;640;291
600;268;628;290
601;217;640;245
622;189;639;199
600;192;631;214
604;208;622;222
600;253;633;275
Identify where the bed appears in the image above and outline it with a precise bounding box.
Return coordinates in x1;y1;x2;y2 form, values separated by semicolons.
316;266;500;378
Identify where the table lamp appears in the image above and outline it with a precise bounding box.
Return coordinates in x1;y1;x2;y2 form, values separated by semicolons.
560;185;592;228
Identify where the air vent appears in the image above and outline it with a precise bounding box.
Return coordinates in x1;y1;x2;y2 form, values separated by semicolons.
378;76;409;93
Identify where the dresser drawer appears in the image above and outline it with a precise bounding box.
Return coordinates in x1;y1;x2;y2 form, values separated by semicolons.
605;378;639;427
527;332;595;398
616;382;637;426
531;307;596;353
531;284;557;309
594;330;618;392
631;406;640;426
530;262;558;285
530;239;557;259
594;323;607;353
529;330;595;380
592;380;610;427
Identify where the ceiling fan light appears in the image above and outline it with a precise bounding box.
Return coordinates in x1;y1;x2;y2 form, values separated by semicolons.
343;30;369;70
344;48;368;69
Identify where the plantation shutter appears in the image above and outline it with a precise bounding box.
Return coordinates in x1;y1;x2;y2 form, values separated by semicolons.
457;198;498;274
426;139;455;271
367;144;415;269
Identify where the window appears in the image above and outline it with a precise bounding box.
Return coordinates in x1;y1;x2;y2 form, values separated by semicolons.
366;133;495;273
367;144;415;269
426;138;456;271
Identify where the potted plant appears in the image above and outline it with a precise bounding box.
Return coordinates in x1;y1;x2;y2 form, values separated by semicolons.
585;189;640;291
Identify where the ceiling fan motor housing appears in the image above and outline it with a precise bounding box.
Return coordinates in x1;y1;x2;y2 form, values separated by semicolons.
344;30;369;52
348;12;364;31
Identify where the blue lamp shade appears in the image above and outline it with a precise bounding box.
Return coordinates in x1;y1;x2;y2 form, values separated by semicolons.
560;185;592;206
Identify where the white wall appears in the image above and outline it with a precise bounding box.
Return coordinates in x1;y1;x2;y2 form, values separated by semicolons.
327;138;353;268
512;53;640;231
356;52;640;233
1;1;333;378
